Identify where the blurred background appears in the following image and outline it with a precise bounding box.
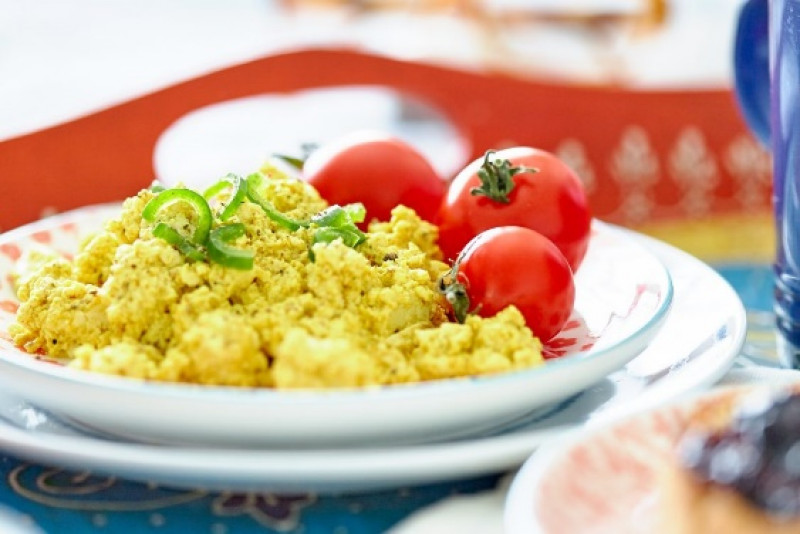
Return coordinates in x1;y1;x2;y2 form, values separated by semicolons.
0;0;775;332
1;0;741;139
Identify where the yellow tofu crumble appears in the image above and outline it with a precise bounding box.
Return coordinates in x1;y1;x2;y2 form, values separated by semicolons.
9;169;544;389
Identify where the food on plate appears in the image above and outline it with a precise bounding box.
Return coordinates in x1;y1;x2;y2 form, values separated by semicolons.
661;387;800;533
8;165;545;389
436;147;591;271
300;131;446;226
438;226;575;342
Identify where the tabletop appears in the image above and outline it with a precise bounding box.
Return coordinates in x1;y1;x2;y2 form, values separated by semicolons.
0;2;773;532
0;464;501;533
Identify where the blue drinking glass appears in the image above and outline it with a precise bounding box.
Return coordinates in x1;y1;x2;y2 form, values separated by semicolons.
735;0;800;367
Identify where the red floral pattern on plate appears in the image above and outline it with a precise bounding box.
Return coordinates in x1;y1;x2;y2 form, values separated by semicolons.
31;230;53;244
0;210;106;358
0;244;21;262
0;301;18;314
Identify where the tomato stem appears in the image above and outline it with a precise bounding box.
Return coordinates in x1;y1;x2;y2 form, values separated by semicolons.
438;232;486;323
437;273;470;324
272;142;319;170
469;150;537;203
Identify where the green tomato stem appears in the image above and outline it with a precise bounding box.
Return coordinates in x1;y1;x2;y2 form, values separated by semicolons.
437;273;470;324
469;150;537;203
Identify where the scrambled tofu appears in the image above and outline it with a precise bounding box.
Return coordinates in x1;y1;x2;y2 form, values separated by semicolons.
9;169;544;389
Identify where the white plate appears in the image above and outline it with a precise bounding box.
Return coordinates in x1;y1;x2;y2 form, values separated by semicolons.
0;206;671;447
0;229;741;493
0;507;43;534
503;380;800;534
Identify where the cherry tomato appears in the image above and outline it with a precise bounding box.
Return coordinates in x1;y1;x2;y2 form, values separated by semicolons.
440;226;575;342
437;147;591;272
302;132;446;225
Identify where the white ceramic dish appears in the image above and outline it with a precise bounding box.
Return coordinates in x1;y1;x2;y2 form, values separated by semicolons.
0;507;44;534
504;378;800;534
0;229;741;493
0;205;671;447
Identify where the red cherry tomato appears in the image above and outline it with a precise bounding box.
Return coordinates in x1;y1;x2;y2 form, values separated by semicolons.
437;147;591;272
440;226;575;342
302;132;446;224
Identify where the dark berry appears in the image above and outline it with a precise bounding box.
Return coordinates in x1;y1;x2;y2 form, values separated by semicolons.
680;391;800;516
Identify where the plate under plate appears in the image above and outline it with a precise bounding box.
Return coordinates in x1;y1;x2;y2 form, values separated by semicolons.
0;230;741;493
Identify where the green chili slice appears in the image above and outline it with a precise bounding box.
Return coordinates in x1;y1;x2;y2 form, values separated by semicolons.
244;173;308;231
203;173;248;221
207;223;254;270
343;203;366;224
312;226;366;248
244;177;364;242
307;224;366;262
142;188;213;244
311;203;365;227
152;223;206;262
306;202;367;262
203;181;228;200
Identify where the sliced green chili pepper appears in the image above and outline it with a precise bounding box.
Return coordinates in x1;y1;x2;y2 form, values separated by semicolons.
307;203;367;261
308;227;367;262
313;226;366;248
311;203;366;227
143;177;371;268
343;203;366;224
152;223;206;262
238;173;367;261
203;173;248;221
142;188;213;244
245;173;308;231
203;181;228;200
207;223;254;270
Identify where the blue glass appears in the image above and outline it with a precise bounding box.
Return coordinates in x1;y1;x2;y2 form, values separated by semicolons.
736;0;800;367
774;1;800;366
